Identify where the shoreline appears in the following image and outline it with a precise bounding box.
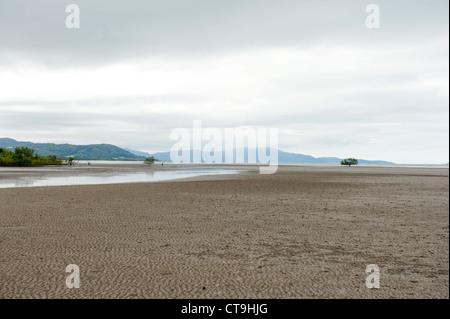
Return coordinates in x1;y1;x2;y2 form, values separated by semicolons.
0;163;448;189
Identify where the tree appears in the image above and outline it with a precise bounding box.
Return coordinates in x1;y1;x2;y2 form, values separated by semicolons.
341;158;358;167
0;147;61;166
144;156;155;166
15;146;35;158
13;147;35;166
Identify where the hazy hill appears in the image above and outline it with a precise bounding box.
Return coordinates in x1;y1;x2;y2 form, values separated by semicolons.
129;148;394;164
123;148;153;157
1;138;394;164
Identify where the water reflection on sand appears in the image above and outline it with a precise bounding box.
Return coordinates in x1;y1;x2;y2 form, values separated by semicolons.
0;167;241;188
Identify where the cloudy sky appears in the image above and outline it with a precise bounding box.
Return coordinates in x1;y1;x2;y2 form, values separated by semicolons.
0;0;448;163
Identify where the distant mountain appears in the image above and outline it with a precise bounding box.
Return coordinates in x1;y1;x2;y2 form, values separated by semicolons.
1;138;394;164
0;138;145;161
123;148;153;157
276;149;393;164
0;137;28;147
143;148;394;165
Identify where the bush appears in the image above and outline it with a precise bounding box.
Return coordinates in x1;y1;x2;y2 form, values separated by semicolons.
0;147;62;166
144;156;156;166
340;158;358;166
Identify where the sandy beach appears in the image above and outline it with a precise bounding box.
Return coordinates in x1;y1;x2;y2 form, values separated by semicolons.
0;165;448;298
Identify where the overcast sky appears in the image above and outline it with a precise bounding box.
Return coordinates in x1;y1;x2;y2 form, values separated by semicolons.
0;0;448;163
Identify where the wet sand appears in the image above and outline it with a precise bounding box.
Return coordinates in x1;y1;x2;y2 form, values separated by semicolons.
0;163;244;188
0;165;448;298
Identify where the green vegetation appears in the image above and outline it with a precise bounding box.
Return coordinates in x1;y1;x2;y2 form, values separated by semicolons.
340;158;358;167
144;156;156;166
0;138;145;161
0;147;62;166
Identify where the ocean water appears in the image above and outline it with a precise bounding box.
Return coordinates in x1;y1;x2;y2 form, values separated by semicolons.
0;161;447;188
0;168;240;188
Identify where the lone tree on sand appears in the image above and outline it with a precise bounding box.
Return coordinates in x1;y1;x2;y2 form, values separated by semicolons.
341;158;358;167
144;156;156;166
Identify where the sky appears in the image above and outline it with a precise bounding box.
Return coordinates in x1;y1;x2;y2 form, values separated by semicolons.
0;0;448;164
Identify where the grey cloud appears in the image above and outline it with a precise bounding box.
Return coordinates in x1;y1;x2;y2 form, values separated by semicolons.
2;85;447;128
0;0;448;163
1;106;448;162
0;0;448;67
0;94;206;107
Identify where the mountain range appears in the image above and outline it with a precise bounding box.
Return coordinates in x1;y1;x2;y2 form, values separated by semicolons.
1;138;394;164
127;147;394;165
0;138;144;161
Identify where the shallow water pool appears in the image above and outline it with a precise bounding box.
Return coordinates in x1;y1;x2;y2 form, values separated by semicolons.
0;169;240;188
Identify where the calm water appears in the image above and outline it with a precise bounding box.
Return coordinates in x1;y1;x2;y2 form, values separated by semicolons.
0;169;240;188
0;162;447;188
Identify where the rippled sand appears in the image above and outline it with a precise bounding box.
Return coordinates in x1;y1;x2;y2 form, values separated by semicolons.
0;166;448;298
